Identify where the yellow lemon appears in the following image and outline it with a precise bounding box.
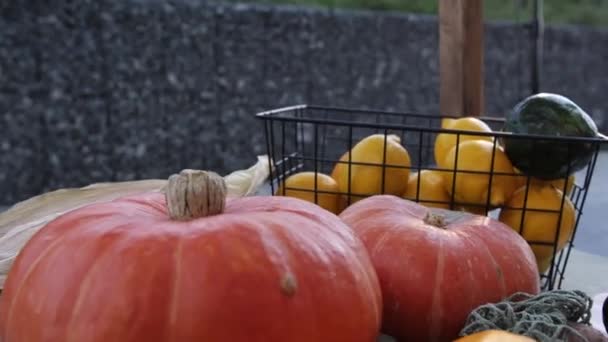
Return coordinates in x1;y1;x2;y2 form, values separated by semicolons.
498;184;576;273
403;170;451;209
434;117;493;166
513;168;576;197
331;134;411;203
276;172;341;214
440;140;519;208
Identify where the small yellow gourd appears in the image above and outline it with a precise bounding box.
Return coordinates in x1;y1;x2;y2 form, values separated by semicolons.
276;172;341;214
440;140;519;208
498;183;576;273
331;134;411;202
435;117;493;166
514;169;576;196
403;170;451;209
453;329;536;342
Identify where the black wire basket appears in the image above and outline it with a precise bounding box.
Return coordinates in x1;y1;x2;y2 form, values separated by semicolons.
256;104;606;291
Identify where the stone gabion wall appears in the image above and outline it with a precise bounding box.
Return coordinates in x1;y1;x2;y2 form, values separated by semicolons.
1;0;607;205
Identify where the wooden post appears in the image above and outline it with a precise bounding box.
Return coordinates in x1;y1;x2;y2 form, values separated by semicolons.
439;0;484;118
531;0;544;94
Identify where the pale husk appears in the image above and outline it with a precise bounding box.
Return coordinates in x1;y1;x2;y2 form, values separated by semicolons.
0;155;271;288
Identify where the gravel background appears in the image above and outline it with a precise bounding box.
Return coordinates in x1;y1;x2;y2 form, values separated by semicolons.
1;0;607;205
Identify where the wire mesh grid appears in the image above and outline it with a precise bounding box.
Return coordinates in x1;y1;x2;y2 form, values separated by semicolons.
256;104;605;291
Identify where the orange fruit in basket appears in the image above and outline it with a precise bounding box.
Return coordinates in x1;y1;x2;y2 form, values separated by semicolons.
498;183;575;274
440;140;519;208
402;170;451;209
454;330;536;342
547;174;576;196
331;134;411;203
275;172;341;214
440;118;456;128
513;167;576;196
434;117;493;166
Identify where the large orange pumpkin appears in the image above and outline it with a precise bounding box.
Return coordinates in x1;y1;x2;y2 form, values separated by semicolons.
0;170;382;342
339;195;540;342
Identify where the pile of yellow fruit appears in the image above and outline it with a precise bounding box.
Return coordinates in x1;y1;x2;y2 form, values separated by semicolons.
274;118;577;274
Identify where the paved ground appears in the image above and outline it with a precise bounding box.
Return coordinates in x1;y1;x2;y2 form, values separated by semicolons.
571;151;608;257
559;151;608;299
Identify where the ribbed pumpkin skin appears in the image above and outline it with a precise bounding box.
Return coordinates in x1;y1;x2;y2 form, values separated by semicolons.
339;195;540;342
0;194;382;342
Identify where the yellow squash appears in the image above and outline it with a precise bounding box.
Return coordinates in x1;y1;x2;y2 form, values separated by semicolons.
546;175;575;195
434;117;493;166
331;134;411;203
403;170;451;209
440;140;519;208
441;117;456;128
453;330;535;342
514;169;576;196
275;172;341;214
498;183;576;273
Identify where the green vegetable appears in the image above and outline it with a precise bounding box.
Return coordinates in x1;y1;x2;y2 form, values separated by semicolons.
501;92;600;180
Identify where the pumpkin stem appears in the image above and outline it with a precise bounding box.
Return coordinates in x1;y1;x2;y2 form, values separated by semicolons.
423;211;447;228
165;169;227;220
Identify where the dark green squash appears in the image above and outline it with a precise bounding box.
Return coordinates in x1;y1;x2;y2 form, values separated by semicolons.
501;93;600;180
